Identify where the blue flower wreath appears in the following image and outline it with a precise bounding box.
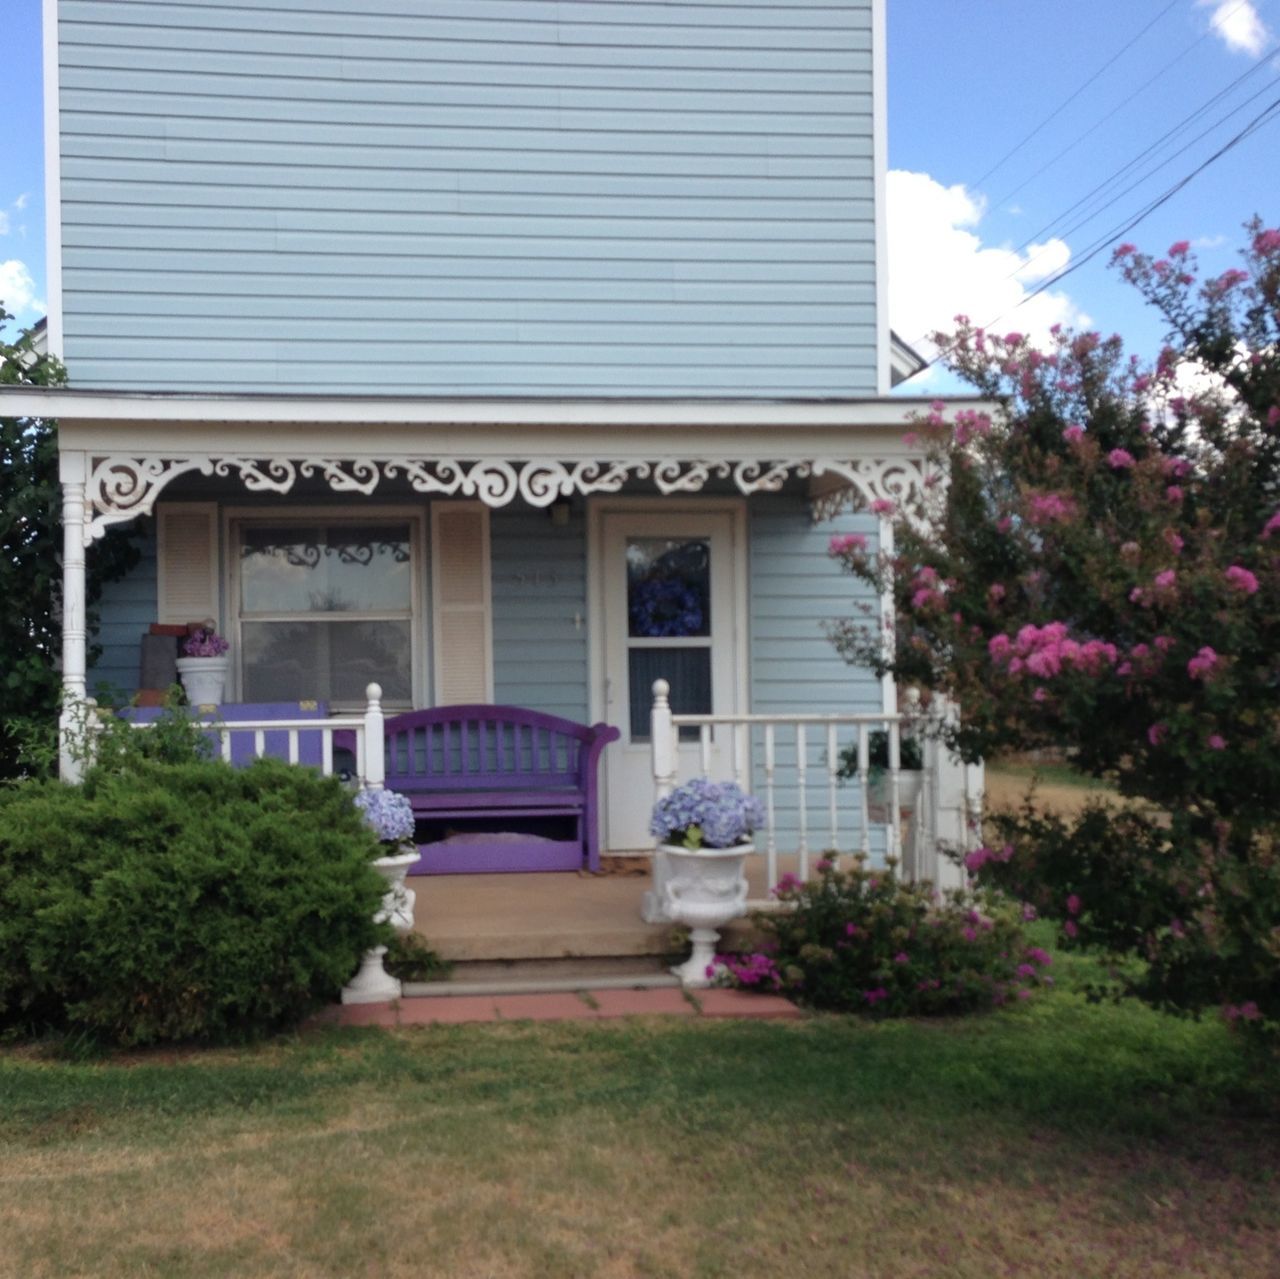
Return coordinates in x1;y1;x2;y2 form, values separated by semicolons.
630;577;704;638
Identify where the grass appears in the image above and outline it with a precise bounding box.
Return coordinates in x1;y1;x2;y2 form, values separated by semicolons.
2;956;1277;1279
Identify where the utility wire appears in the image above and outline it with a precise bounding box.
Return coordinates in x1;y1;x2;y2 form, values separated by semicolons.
1013;44;1279;265
970;0;1184;189
907;94;1280;371
992;4;1271;213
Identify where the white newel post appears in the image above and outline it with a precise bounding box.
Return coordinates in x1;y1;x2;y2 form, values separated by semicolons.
59;453;89;783
643;678;678;923
363;682;385;790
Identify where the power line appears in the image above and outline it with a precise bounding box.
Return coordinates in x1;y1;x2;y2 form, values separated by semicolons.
970;0;1184;189
1013;43;1279;266
990;2;1269;213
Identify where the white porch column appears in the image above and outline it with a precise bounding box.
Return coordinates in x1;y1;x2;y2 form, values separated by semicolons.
58;450;89;782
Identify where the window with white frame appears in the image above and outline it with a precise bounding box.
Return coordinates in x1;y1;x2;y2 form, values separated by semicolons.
232;516;419;707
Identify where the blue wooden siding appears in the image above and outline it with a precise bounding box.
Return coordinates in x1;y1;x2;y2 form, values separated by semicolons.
489;508;590;723
57;0;879;395
89;521;157;701
749;497;883;854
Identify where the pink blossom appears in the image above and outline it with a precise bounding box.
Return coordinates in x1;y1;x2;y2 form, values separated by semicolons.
1147;722;1167;747
1107;448;1135;469
962;926;978;942
845;922;862;937
964;847;992;873
1269;406;1280;428
1022;904;1038;922
1170;919;1186;939
1224;565;1259;595
953;409;992;444
1239;1001;1261;1021
894;952;909;965
828;532;867;556
1262;511;1280;540
1063;920;1079;938
1212;268;1249;292
1129;587;1145;604
1154;635;1174;652
1066;894;1081;915
1207;734;1226;751
1032;686;1049;702
995;516;1013;534
869;498;895;515
1162;457;1191;479
1026;947;1052;966
1252;227;1280;254
864;987;889;1005
1026;492;1076;525
1016;963;1037;979
988;583;1006;603
1154;569;1176;589
1163;529;1184;554
1062;424;1086;444
1004;331;1023;345
1168;239;1191;256
1166;485;1184;504
1187;646;1219;680
1114;243;1137;257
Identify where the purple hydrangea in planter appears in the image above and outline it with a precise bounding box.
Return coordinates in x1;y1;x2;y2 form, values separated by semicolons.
650;777;765;850
181;627;230;657
175;626;231;705
353;787;416;849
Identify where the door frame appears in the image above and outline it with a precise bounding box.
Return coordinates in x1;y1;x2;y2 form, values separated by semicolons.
587;496;750;850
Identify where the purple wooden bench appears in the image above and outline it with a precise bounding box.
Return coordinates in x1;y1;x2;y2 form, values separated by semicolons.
383;705;620;875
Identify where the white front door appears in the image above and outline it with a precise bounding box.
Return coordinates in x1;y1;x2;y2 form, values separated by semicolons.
599;509;743;850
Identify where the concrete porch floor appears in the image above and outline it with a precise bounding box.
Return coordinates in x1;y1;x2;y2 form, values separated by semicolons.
410;851;803;963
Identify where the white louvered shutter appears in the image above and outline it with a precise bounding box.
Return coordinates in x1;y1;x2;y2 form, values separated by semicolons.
431;503;493;704
156;502;219;626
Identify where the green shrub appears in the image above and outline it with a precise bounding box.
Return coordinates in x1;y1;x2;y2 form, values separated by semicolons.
719;856;1049;1015
0;757;389;1046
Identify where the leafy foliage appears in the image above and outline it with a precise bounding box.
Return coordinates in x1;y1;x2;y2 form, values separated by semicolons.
0;306;138;779
719;856;1048;1015
829;223;1280;1044
0;751;388;1046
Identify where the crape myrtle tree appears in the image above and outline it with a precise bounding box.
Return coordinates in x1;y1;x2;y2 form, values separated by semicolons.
828;222;1280;1044
0;306;137;778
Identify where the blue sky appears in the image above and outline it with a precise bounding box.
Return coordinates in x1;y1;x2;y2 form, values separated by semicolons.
1;0;1275;384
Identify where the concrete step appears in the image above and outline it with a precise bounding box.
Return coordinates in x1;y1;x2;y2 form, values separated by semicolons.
404;953;679;998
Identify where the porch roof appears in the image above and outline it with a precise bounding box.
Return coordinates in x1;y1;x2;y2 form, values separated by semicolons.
0;386;987;428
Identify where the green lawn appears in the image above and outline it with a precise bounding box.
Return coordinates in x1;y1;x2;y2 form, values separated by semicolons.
1;961;1276;1278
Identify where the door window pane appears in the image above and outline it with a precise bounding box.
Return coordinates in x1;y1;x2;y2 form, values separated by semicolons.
626;538;710;638
628;648;711;743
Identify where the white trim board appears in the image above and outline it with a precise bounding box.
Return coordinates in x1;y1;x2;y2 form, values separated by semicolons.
41;0;63;357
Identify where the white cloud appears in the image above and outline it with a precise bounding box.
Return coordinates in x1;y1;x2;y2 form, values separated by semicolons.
1199;0;1271;57
13;192;29;211
0;259;44;319
886;169;1090;366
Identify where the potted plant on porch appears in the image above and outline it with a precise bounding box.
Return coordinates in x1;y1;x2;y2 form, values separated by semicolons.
649;778;765;987
838;730;925;823
342;788;420;1004
174;624;230;706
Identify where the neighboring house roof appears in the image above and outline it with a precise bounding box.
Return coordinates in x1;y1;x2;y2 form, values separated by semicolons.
889;331;928;387
30;317;48;358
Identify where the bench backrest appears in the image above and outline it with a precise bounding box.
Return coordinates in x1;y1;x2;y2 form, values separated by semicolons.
384;705;619;792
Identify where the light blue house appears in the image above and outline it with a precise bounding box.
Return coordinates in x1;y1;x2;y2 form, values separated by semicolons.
10;0;975;872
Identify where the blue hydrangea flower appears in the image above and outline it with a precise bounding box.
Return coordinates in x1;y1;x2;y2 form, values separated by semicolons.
650;777;765;849
354;787;416;845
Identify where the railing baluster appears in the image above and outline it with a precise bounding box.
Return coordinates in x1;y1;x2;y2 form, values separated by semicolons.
699;723;711;778
287;729;299;765
322;728;333;777
888;720;902;864
220;729;232;763
764;724;777;889
858;725;871;856
254;729;265;759
796;723;809;881
826;723;839;854
733;723;746;789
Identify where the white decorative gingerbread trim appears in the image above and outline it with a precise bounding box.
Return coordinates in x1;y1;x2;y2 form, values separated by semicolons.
81;454;931;543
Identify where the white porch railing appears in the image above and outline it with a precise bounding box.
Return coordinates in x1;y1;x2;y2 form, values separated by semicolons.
122;682;388;789
650;678;947;900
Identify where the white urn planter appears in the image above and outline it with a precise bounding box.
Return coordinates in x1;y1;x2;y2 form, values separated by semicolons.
341;846;419;1005
866;770;923;824
175;655;228;707
659;843;752;988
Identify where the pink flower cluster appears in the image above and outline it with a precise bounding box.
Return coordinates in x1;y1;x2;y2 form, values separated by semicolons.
1262;511;1280;540
828;532;867;556
1222;1000;1261;1024
1187;646;1219;681
1224;565;1259;595
964;843;1013;873
988;622;1119;679
910;565;946;611
952;408;992;445
1107;448;1135;470
1026;492;1076;526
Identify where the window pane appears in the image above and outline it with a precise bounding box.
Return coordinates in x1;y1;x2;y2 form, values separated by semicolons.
241;620;412;705
626;538;710;638
240;524;411;614
628;648;711;743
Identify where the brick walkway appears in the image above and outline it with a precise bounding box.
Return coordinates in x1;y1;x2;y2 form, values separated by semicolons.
314;987;802;1028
